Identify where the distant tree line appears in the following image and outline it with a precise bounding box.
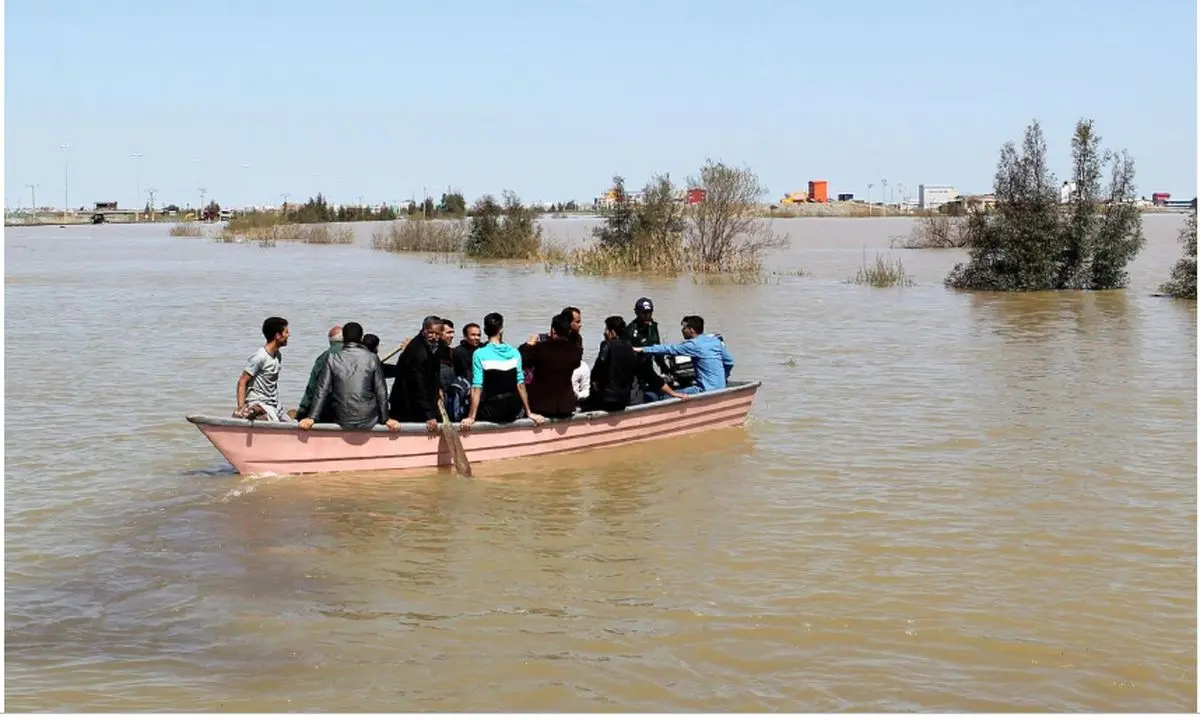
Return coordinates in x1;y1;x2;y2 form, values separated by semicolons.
284;194;399;223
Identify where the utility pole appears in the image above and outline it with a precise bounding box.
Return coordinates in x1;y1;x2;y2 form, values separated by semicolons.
60;143;71;211
131;152;143;209
146;188;157;221
881;178;888;217
26;184;37;210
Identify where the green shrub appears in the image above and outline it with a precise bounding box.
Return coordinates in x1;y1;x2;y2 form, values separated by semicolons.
466;191;543;259
946;118;1145;291
1159;209;1197;299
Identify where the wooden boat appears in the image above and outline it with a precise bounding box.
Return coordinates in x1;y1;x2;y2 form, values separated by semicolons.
187;380;761;475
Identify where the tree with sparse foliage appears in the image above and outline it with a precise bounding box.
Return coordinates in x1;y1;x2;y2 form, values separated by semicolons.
684;159;789;273
1159;209;1197;299
593;176;637;248
946;118;1145;291
894;214;971;249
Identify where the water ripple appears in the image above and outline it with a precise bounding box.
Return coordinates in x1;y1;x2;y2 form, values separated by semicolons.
4;217;1195;712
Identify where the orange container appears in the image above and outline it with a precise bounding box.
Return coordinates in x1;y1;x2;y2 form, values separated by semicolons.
808;180;828;203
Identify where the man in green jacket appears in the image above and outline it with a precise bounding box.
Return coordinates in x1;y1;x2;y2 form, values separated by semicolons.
296;324;343;421
625;297;672;380
625;297;660;348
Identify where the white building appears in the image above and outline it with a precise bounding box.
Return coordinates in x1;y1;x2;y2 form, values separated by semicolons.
919;184;958;210
1060;181;1077;204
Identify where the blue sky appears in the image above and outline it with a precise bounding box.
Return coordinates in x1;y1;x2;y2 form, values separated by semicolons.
5;0;1196;210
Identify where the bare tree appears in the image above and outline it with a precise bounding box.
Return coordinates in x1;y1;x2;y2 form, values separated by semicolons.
893;213;971;249
684;159;789;272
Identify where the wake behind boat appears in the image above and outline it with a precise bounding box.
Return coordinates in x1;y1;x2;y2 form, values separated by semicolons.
188;380;760;475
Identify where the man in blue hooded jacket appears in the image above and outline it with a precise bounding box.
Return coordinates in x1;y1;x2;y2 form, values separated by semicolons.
634;315;734;395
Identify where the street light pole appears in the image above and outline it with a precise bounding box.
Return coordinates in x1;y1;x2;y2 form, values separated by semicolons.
867;183;873;216
131;152;143;209
881;178;888;217
26;184;38;210
199;188;207;220
60;143;70;211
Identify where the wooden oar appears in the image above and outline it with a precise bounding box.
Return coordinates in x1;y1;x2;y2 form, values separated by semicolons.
380;339;409;363
438;397;473;477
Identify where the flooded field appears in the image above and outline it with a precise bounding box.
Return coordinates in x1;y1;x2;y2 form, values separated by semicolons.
5;214;1195;712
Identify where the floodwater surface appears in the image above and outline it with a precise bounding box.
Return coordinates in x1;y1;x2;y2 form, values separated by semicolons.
5;215;1196;712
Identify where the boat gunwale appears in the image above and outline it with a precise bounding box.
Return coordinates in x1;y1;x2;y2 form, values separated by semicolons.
186;380;761;434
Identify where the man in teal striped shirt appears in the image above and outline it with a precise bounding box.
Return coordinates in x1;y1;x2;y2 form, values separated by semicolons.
461;312;544;429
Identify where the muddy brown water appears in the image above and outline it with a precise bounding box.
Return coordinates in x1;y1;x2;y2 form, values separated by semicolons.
5;215;1195;711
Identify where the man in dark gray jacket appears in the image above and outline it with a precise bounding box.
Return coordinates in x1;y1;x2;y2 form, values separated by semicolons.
299;322;400;431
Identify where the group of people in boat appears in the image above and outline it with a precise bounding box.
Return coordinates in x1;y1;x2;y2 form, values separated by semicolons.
233;297;736;432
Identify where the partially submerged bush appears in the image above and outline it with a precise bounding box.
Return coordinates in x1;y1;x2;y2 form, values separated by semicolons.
1159;209;1197;299
571;174;686;275
297;225;353;245
220;221;351;245
848;252;916;287
370;219;467;254
893;214;970;249
572;162;788;279
169;222;203;237
946;118;1146;291
226;211;284;234
466;191;543;259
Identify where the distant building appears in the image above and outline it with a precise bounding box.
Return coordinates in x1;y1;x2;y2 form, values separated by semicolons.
807;180;829;203
1061;181;1077;204
918;185;958;210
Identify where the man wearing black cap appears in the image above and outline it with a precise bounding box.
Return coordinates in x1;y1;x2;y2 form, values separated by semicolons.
624;297;674;402
626;297;659;347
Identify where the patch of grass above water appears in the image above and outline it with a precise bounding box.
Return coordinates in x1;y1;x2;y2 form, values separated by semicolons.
847;253;916;287
216;222;352;245
370;220;467;254
169;222;203;237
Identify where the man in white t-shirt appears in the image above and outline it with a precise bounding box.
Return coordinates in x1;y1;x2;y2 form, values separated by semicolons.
234;316;291;422
572;360;590;404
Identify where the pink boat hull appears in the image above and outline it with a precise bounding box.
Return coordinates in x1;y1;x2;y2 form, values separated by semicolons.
187;381;760;475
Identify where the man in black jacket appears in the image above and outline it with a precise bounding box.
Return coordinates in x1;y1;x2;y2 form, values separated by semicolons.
299;322;399;431
584;315;687;412
583;315;638;412
451;322;483;380
389;315;446;432
445;322;482;421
